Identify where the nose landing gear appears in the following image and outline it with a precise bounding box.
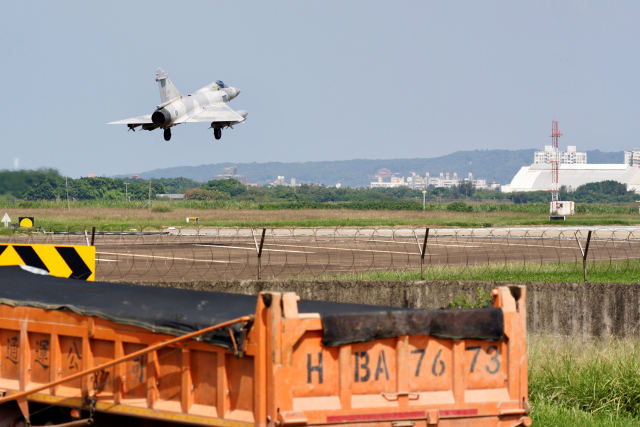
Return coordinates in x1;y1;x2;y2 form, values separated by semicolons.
214;128;222;140
164;128;171;141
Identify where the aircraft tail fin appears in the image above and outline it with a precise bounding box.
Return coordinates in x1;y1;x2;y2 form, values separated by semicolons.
156;68;182;104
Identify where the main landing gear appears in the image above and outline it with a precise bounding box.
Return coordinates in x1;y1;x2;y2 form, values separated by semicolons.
214;128;222;140
164;128;171;141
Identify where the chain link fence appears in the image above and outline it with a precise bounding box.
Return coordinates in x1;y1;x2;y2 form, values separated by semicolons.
2;226;640;282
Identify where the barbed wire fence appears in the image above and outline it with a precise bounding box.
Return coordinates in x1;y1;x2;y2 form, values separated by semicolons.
2;226;640;282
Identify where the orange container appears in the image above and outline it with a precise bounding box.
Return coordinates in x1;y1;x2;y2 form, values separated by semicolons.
0;273;529;427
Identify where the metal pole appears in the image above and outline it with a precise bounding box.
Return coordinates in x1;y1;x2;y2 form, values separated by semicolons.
65;177;70;212
421;228;429;280
258;228;266;279
583;230;592;282
125;183;129;202
422;175;427;214
90;226;96;246
575;230;592;283
148;181;151;210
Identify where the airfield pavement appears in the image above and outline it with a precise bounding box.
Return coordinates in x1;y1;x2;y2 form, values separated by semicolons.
3;226;640;281
91;226;640;281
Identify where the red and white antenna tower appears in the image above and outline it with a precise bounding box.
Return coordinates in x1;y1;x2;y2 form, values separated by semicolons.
550;120;563;202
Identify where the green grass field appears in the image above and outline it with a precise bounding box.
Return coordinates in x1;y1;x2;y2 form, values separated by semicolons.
530;335;640;426
0;201;639;231
314;258;640;283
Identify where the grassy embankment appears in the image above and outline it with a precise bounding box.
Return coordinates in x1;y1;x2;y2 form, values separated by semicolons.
319;259;640;283
530;335;640;426
450;292;640;425
0;200;639;231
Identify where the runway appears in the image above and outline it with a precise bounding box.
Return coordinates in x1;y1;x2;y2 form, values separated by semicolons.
4;227;640;281
95;227;640;281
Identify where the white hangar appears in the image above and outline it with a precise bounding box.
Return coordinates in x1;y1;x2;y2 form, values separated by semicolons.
502;164;640;193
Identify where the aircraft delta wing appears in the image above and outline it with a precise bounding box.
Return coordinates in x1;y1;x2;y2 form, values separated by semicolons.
108;68;248;141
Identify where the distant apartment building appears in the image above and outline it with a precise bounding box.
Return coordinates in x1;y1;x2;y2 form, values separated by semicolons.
487;178;501;191
370;175;406;188
213;166;247;184
269;176;300;187
407;173;426;189
372;171;497;190
534;146;587;164
624;149;640;166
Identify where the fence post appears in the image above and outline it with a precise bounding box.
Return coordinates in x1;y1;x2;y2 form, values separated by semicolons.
421;228;430;280
575;230;592;282
90;227;96;246
583;230;592;282
253;228;266;280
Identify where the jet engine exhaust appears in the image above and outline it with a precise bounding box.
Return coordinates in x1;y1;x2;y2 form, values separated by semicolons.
152;109;171;126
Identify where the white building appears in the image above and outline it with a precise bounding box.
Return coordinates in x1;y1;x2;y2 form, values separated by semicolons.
487;178;501;191
272;176;286;186
372;171;495;190
213;166;247;184
534;146;587;165
370;175;407;188
624;149;640;166
407;172;427;189
502;164;640;193
157;194;185;200
269;176;300;187
466;173;487;190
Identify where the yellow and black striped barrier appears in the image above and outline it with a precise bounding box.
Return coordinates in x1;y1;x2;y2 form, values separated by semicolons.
0;244;95;281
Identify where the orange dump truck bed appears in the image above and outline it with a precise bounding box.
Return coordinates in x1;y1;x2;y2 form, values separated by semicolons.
0;266;530;427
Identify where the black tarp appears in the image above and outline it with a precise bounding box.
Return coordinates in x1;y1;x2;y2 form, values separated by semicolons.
0;266;504;349
0;266;257;348
319;307;504;347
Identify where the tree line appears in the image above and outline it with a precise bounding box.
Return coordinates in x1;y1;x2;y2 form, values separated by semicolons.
0;169;637;204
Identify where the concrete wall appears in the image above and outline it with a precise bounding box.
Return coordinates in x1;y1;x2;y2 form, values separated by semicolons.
125;280;640;338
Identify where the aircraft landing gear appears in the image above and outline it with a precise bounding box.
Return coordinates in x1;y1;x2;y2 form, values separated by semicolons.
214;128;222;140
164;128;171;141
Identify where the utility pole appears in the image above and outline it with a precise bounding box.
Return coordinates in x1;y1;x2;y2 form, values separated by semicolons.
125;183;129;202
65;177;70;212
422;174;427;213
148;181;151;210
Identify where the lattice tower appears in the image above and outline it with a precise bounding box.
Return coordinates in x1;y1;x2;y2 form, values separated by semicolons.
550;121;563;201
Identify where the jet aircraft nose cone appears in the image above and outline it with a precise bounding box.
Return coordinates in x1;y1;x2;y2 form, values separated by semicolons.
234;88;241;97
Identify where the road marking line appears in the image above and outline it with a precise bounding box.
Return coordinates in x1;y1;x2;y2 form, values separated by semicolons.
358;239;482;248
194;244;314;254
265;243;421;255
95;252;239;264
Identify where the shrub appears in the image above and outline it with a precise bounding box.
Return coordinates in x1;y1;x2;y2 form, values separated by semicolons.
151;204;172;213
446;201;472;212
448;287;492;309
184;188;230;201
202;179;246;197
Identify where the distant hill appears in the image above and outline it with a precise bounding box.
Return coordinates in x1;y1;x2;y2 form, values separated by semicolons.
117;149;625;187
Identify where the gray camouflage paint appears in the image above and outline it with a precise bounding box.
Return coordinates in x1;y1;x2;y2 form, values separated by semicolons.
108;68;247;132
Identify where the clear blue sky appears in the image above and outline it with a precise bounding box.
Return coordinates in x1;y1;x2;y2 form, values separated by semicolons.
1;1;639;177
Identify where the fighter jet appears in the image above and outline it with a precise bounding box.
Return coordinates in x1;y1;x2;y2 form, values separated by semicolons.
108;68;247;141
